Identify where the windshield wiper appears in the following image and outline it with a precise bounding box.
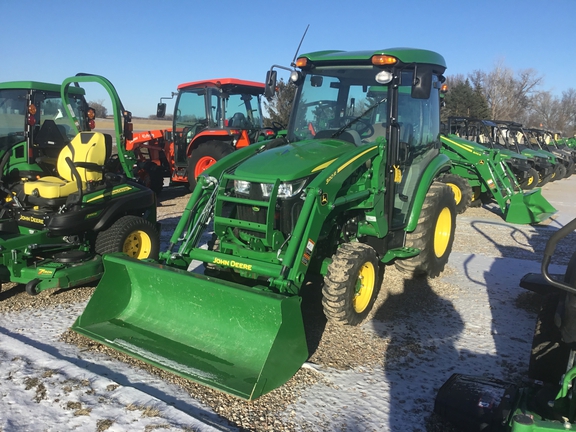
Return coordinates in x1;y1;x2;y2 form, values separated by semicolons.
331;96;387;138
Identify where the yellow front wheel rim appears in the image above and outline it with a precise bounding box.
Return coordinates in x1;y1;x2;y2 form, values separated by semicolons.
354;262;376;313
123;230;152;259
446;183;462;205
434;207;452;258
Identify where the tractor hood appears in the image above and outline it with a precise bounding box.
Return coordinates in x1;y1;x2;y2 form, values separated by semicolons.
233;138;357;182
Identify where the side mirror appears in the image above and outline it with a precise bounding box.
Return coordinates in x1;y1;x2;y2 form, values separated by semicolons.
411;65;433;100
157;103;166;118
123;110;133;141
265;70;277;98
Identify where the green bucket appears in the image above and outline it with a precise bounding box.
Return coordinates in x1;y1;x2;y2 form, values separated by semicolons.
72;253;308;400
504;188;557;224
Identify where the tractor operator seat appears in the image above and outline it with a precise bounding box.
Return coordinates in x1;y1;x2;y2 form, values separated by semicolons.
229;112;248;128
23;132;111;199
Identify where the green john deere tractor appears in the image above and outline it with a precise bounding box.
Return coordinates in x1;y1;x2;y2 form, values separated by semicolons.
0;74;159;296
435;216;576;431
438;132;555;224
72;48;457;400
447;117;539;190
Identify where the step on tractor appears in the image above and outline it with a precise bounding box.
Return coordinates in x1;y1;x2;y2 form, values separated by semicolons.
0;74;160;296
72;48;458;400
447;117;539;190
494;120;561;186
435;216;576;431
438;132;555;224
126;78;273;192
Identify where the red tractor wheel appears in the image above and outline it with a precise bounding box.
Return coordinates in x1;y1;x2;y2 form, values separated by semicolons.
187;141;234;191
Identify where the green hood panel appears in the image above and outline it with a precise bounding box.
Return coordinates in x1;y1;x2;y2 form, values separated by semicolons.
233;138;358;181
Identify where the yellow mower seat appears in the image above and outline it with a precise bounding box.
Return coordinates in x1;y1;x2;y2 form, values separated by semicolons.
24;132;109;199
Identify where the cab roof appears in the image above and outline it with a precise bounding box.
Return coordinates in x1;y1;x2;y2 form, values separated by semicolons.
0;81;85;94
177;78;265;93
299;48;446;73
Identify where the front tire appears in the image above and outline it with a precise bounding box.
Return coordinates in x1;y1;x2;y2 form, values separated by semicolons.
395;183;456;278
519;168;539;190
322;242;382;326
438;173;472;214
95;215;160;260
187;141;234;191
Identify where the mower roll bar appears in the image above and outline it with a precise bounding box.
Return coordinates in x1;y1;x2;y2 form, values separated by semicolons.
541;217;576;294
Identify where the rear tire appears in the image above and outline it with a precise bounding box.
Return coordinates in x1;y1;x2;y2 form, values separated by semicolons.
395;183;456;278
187;141;234;191
95;215;160;260
322;242;381;326
438;173;472;214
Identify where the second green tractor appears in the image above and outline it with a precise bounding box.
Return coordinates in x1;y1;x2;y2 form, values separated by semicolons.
73;48;458;400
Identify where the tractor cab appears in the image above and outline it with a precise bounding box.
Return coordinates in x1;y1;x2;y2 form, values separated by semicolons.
0;82;92;186
164;79;265;187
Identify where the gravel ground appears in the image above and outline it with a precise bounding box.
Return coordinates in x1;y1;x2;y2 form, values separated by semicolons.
0;181;571;431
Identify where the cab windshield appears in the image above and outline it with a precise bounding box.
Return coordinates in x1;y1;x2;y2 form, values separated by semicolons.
289;70;389;145
0;89;27;147
0;88;86;148
288;67;440;153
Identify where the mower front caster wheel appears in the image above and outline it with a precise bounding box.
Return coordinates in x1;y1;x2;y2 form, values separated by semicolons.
25;278;41;296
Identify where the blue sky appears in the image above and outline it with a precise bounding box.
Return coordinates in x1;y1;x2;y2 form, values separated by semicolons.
2;0;574;118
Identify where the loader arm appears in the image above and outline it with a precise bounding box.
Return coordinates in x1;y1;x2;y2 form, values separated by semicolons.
441;135;556;224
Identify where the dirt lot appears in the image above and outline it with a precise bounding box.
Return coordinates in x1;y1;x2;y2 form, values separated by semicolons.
0;176;575;431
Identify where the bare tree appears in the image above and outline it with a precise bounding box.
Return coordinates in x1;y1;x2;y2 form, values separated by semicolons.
470;59;543;122
88;99;108;118
263;78;296;128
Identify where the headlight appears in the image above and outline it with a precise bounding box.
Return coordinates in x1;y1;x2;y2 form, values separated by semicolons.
261;179;307;198
234;180;251;194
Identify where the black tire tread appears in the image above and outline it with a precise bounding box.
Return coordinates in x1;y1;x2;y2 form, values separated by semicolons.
322;242;380;326
395;182;456;278
95;215;160;260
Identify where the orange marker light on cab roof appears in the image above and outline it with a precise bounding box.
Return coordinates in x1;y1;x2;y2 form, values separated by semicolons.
295;57;308;68
28;104;37;115
441;83;449;93
371;55;398;66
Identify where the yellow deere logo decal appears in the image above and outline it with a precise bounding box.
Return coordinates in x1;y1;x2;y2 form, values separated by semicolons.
37;268;54;276
212;257;253;271
321;193;328;206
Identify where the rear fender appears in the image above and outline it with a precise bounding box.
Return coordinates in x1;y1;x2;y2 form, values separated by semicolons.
406;153;452;232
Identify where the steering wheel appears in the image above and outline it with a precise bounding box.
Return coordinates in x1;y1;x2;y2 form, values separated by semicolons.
339;117;374;138
271;121;285;130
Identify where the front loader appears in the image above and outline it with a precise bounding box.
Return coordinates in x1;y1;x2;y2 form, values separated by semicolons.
73;48;457;400
435;216;576;431
447;117;539;190
439;133;555;224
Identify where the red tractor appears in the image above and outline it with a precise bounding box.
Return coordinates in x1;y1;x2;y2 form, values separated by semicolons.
128;78;272;191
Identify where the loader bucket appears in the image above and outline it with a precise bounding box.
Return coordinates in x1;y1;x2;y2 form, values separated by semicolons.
504;188;557;224
72;253;308;400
